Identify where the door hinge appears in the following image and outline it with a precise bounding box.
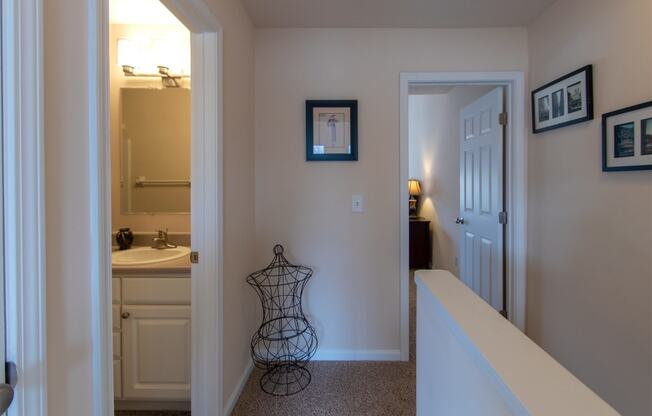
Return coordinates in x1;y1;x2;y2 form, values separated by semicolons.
498;211;508;225
190;251;199;264
499;112;508;126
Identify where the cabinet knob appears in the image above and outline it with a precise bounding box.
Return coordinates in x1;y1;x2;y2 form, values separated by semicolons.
121;312;130;319
456;217;465;224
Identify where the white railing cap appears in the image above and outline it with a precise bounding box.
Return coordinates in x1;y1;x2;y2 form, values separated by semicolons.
416;270;620;416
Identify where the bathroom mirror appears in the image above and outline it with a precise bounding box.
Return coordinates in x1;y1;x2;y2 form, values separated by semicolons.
120;88;190;214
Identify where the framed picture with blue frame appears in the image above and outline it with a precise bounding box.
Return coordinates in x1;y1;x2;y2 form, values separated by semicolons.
531;65;594;134
306;100;358;161
602;100;652;171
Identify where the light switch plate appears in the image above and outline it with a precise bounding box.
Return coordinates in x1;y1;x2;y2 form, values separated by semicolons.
352;195;364;213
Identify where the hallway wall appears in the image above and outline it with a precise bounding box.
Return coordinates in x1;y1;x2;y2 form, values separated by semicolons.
527;0;652;414
254;28;528;357
43;0;257;413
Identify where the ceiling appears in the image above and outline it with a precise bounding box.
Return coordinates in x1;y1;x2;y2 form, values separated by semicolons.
242;0;555;28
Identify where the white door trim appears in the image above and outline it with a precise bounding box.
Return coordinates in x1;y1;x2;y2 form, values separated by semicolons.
189;30;225;416
87;1;224;415
399;71;527;360
2;0;48;414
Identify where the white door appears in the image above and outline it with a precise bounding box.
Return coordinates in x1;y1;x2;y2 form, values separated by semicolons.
0;82;9;413
122;305;191;400
0;11;14;413
458;87;505;313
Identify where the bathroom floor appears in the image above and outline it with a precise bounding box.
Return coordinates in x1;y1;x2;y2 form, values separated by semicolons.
115;412;190;416
230;274;417;416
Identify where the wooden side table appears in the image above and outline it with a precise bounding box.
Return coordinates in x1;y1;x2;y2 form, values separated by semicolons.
409;218;431;269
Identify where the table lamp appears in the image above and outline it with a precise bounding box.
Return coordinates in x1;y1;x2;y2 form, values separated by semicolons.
408;179;421;218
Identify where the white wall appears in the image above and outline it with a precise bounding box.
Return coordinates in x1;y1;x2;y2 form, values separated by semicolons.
255;28;528;356
44;0;257;413
409;86;493;276
527;0;652;414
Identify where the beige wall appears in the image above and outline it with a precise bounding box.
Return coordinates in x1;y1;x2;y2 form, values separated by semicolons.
210;0;258;407
409;86;493;276
255;28;528;354
109;23;192;232
44;0;256;413
44;0;93;413
527;0;652;414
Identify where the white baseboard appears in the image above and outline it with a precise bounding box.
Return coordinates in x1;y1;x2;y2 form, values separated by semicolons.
312;349;402;361
223;359;254;416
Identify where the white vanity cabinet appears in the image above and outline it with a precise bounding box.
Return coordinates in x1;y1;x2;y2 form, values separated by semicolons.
113;274;191;403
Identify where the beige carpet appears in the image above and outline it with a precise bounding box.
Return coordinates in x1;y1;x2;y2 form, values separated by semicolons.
230;275;417;416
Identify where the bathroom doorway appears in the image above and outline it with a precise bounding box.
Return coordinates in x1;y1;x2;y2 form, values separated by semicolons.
89;0;224;415
109;1;192;413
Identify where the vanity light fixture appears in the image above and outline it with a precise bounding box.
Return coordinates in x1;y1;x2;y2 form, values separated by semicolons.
121;64;188;87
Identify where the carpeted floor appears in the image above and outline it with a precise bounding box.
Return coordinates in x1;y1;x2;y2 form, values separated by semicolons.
230;274;417;416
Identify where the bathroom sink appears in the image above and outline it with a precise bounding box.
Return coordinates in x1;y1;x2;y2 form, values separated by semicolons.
112;246;191;266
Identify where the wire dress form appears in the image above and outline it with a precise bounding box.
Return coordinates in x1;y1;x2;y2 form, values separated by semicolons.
247;245;318;396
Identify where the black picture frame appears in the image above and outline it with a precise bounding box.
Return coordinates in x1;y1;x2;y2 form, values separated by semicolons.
306;100;358;161
531;65;594;134
602;100;652;172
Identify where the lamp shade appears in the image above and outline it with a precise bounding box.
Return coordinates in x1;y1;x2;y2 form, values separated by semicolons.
408;179;422;196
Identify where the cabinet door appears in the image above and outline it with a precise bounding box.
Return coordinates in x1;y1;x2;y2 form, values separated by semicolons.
121;305;191;400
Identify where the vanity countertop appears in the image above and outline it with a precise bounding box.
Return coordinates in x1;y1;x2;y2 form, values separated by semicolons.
112;246;191;275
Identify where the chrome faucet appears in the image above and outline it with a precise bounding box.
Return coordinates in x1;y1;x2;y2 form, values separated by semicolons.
151;229;178;250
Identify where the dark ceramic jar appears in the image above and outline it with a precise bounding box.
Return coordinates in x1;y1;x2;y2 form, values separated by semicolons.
116;228;134;250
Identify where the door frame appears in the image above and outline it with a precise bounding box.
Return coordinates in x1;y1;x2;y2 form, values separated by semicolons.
2;0;48;414
87;1;224;415
399;71;527;360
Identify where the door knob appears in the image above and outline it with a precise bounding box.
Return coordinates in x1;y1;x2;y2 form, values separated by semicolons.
456;217;465;224
0;384;14;414
121;312;131;319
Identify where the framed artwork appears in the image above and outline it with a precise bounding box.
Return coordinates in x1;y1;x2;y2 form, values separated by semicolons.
602;100;652;171
306;100;358;161
532;65;594;134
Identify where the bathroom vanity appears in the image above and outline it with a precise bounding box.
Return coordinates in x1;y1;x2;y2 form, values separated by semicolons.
112;250;191;410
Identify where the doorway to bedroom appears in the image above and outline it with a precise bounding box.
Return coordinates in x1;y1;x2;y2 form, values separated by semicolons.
399;72;528;358
408;84;507;313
